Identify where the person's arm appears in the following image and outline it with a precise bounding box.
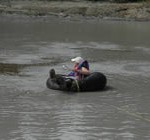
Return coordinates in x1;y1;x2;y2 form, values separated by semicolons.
77;67;90;75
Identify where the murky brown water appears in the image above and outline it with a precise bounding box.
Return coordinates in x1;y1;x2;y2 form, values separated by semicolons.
0;15;150;140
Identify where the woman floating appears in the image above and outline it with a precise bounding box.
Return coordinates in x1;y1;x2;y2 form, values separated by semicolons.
46;57;107;92
68;57;90;80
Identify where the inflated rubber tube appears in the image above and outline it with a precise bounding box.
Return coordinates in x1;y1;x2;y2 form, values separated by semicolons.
46;69;107;92
77;72;107;92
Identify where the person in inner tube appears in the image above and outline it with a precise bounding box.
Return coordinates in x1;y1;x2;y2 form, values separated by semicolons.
68;57;90;80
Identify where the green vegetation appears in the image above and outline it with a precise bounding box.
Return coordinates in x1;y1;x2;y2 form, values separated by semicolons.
39;0;148;1
88;0;147;2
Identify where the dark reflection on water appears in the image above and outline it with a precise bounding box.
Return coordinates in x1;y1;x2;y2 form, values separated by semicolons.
0;63;21;74
0;60;63;75
0;15;150;140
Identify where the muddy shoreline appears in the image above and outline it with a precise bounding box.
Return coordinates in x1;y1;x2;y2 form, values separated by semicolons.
0;1;150;21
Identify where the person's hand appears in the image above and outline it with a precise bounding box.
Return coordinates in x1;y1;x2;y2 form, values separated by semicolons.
72;68;77;72
72;68;79;73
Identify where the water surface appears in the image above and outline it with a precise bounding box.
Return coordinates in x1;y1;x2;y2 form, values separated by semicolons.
0;15;150;140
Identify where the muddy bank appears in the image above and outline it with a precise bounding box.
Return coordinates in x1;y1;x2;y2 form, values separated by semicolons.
0;1;150;21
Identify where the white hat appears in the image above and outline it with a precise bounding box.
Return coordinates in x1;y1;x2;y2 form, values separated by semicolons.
71;57;84;63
